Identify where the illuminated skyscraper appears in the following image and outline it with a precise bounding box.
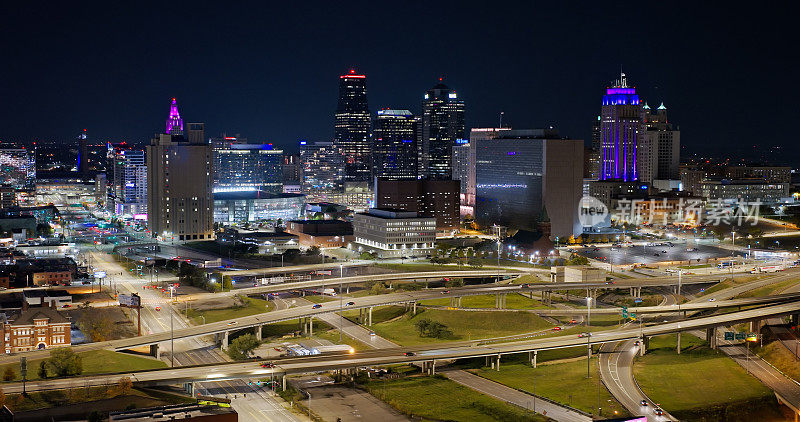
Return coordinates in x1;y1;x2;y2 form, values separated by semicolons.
372;109;419;180
211;136;283;193
0;147;35;189
165;97;184;135
77;128;89;175
334;70;371;182
300;141;344;195
600;73;644;181
421;80;465;180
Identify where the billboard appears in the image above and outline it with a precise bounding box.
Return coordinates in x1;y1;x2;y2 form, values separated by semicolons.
119;294;141;308
93;271;107;278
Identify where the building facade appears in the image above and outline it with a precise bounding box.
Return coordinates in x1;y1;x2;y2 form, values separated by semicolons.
108;148;147;216
420;81;465;180
334;70;371;183
474;129;583;239
372;109;419;180
638;103;681;183
300;141;344;195
147;99;214;242
352;209;435;258
285;219;354;249
213;191;305;224
600;73;644;182
212;138;283;194
1;306;71;354
0;148;35;189
374;179;460;231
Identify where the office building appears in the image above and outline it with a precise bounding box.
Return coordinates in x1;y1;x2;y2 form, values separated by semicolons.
282;153;303;185
372;109;419;180
0;186;16;209
638;103;681;183
474;129;583;239
300;141;344;195
599;73;644;181
108;147;147;216
334;70;371;182
212;137;283;193
420;80;465;179
213;191;304;224
147;99;214;241
77;128;89;175
352;208;436;258
0;148;35;189
680;165;790;203
374;179;460;231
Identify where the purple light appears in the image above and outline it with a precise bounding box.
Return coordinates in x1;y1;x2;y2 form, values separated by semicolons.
166;97;184;134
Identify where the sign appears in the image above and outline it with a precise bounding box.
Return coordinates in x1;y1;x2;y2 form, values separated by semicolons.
724;332;735;341
746;333;758;342
315;270;332;275
119;294;141;308
735;332;746;340
633;297;643;303
93;271;107;278
20;357;27;379
622;307;629;319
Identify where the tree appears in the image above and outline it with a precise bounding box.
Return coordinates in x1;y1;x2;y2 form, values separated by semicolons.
38;360;48;379
78;309;114;342
117;376;133;395
47;347;83;377
306;246;321;256
226;334;260;360
222;275;233;291
467;258;483;269
2;366;15;381
413;318;452;339
567;255;589;266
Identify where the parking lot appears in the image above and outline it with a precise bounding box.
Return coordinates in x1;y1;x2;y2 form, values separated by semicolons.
576;243;744;265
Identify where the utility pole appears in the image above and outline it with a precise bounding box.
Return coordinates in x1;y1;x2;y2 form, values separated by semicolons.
170;305;174;367
587;296;592;378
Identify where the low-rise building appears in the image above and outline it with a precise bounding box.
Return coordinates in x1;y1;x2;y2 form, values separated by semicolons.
285;219;354;249
551;265;604;283
216;228;299;255
109;402;238;421
23;289;72;307
213;191;305;224
1;305;71;353
352;208;435;258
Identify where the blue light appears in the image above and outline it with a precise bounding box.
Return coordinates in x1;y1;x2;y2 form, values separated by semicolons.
299;141;307;145
507;151;517;156
455;139;468;144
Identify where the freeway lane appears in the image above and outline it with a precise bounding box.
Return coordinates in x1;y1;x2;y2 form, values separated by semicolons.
4;300;800;394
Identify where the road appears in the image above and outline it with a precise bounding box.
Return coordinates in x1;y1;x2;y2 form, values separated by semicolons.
5;300;800;394
577;243;743;266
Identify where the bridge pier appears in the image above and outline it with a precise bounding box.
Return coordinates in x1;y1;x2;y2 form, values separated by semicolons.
639;337;647;356
222;331;229;350
282;375;287;391
309;317;313;336
530;350;537;368
413;301;417;315
184;382;194;396
150;344;160;359
706;326;717;349
676;332;681;354
457;296;462;308
368;307;373;326
255;325;262;342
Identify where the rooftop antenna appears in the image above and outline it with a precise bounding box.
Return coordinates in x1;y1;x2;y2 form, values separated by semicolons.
499;111;505;128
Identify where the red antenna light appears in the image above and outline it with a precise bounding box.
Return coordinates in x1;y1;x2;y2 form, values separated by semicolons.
350;69;355;74
439;77;443;82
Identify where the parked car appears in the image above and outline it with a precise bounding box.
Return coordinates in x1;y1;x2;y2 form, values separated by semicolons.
312;304;322;309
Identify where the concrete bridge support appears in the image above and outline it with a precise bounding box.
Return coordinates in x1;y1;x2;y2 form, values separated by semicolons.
495;293;507;309
222;331;229;350
706;326;717;349
676;332;681;354
184;382;194;396
529;350;538;368
255;325;262;341
412;301;417;315
368;307;373;326
150;344;160;359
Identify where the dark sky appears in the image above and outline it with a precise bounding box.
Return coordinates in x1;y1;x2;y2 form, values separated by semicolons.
1;2;796;160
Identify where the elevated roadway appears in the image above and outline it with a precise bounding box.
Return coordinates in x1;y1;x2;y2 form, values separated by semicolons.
4;300;800;394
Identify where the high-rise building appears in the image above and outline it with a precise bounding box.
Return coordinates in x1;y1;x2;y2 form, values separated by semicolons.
300;141;344;195
451;140;471;211
474;129;583;239
0;148;35;189
334;70;371;182
352;208;436;258
77;129;89;175
587;116;601;179
108;147;147;216
599;73;644;182
147;99;213;241
420;80;465;180
282;153;303;185
372;109;419;180
211;136;283;193
374;179;460;231
165;97;184;135
639;103;680;181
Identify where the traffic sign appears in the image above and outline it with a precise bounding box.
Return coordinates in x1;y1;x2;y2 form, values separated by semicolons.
746;333;758;342
735;332;746;340
634;297;643;303
622;307;629;318
93;270;107;278
724;332;735;341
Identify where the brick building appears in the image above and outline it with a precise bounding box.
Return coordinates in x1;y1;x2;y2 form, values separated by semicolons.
285;220;354;249
1;305;71;353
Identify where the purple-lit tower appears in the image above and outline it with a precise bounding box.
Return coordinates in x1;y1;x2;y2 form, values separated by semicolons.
600;73;644;181
165;97;184;135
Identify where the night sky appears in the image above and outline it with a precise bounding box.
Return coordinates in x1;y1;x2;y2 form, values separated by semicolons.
1;2;795;160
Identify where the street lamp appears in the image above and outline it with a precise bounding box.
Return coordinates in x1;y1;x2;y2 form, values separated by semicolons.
586;296;592;378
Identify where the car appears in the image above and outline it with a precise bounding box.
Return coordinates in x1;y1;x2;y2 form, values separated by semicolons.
520;284;532;288
62;304;71;308
654;408;664;416
593;248;600;251
634;340;640;346
661;250;667;253
155;306;161;311
403;351;416;356
569;319;577;324
227;321;237;326
82;280;91;285
708;298;716;302
640;399;648;406
552;326;562;331
312;304;322;309
578;332;592;338
369;332;376;337
654;253;660;256
346;301;355;306
441;290;450;294
260;362;275;368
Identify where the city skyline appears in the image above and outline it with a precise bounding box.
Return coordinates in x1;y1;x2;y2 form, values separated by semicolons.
1;2;795;162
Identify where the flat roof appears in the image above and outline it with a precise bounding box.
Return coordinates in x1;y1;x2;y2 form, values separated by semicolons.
214;191;305;200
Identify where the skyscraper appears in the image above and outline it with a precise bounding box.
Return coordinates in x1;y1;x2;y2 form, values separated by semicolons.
0;147;35;189
372;109;419;180
300;141;344;195
77;129;89;175
643;103;680;181
147;99;213;241
420;80;465;180
334;70;371;182
600;73;644;181
108;147;147;216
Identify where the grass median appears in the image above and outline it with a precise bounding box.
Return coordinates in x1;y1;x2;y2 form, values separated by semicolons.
420;293;549;310
184;296;273;324
633;333;784;421
0;350;167;382
365;374;548;421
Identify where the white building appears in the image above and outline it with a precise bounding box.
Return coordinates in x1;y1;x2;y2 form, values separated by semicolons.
352;208;435;258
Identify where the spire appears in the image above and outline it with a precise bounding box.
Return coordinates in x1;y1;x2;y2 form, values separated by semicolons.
657;102;667;110
166;97;184;134
643;102;650;110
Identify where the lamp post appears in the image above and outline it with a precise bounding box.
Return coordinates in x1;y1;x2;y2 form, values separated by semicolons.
339;264;344;343
586;296;592;378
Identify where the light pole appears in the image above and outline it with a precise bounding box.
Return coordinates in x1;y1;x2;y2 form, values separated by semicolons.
339;264;344;343
170;303;174;367
586;296;592;378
